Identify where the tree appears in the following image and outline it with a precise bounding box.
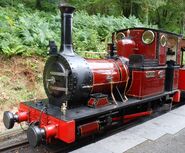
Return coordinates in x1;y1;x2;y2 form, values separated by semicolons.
68;0;122;16
32;0;185;34
152;0;185;33
118;0;166;24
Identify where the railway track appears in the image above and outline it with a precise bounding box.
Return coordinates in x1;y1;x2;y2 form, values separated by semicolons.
0;139;29;153
0;101;184;153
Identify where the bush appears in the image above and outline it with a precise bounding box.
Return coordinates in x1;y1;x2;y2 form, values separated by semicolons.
0;3;154;56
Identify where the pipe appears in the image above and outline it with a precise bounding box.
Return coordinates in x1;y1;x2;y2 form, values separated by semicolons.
123;111;152;119
59;4;75;55
112;110;152;122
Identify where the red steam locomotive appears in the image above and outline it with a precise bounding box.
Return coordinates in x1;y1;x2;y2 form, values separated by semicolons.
3;4;185;147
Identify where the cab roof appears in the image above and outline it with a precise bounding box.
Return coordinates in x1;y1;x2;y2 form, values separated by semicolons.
116;27;183;38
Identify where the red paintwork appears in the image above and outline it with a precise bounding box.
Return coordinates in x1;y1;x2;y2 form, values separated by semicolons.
86;59;129;93
178;68;185;91
88;98;95;107
16;111;28;122
43;124;57;139
124;111;152;119
173;69;179;90
127;69;165;98
78;121;99;137
88;97;109;108
173;90;181;103
18;103;75;143
116;38;136;58
112;110;152;122
158;33;166;65
158;45;166;65
95;97;109;107
111;116;121;122
121;30;157;59
177;38;181;65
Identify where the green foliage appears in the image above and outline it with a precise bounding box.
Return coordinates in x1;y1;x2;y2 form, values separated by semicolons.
69;0;185;34
73;11;153;53
150;0;185;34
68;0;122;16
0;4;59;56
0;1;152;56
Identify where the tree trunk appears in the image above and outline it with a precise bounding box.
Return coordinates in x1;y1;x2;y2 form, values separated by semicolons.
36;0;42;9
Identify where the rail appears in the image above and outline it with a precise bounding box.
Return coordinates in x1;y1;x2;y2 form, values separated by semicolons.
0;139;29;152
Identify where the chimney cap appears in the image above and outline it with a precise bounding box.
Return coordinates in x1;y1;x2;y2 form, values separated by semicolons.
59;4;75;14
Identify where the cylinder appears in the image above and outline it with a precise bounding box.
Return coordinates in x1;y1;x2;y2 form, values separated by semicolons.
44;124;57;138
16;111;28;122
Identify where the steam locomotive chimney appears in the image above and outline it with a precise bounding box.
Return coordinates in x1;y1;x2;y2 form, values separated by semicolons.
59;4;75;55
